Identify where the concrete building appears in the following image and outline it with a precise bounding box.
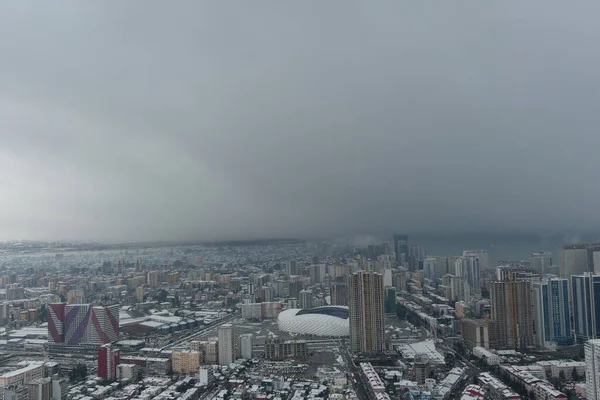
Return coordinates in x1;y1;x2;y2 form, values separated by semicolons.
198;366;214;386
98;344;120;380
134;286;144;302
218;324;235;365
240;334;253;359
393;234;409;267
285;260;298;277
489;280;534;350
571;273;600;342
116;364;140;381
530;252;552;276
385;287;397;314
299;290;313;310
25;377;51;400
460;319;489;351
455;256;481;296
264;338;308;360
171;350;201;374
414;355;430;385
349;270;385;355
0;363;45;389
533;278;571;348
559;243;600;278
330;282;348;306
463;250;489;271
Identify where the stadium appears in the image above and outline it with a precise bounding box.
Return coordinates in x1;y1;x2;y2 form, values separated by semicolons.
277;306;349;337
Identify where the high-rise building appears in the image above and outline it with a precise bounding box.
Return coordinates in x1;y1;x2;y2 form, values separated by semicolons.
385;287;397;314
240;334;253;359
393;234;408;266
258;286;273;303
489;280;534;350
414;355;430;385
147;271;160;287
532;278;571;348
383;269;393;287
218;324;235;365
309;264;326;285
455;256;480;297
49;303;119;345
445;275;470;303
349;270;385;355
409;244;426;263
98;344;120;380
89;305;120;344
299;290;313;309
285;261;298;277
571;273;600;342
48;303;66;344
0;303;9;325
134;286;144;302
559;243;600;278
330;282;348;306
288;281;303;300
423;258;440;284
463;250;489;271
530;252;553;276
586;339;600;399
393;270;407;293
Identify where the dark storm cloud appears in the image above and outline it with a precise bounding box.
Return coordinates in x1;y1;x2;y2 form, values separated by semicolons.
0;1;599;241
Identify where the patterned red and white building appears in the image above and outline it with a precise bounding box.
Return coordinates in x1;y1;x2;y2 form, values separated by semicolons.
48;303;119;345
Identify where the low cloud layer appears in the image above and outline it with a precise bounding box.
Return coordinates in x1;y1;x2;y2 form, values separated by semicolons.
1;1;599;241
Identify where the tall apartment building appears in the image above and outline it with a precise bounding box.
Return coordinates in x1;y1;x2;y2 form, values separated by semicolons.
530;252;552;276
559;243;600;278
288;281;303;300
463;250;489;271
285;260;298;277
309;264;326;285
586;339;600;399
98;344;120;380
147;271;161;287
240;334;253;359
349;270;385;355
299;290;313;309
571;273;600;342
393;234;408;266
532;278;571;348
171;350;201;374
385;287;397;314
489;280;534;350
423;257;440;284
455;256;480;296
218;324;235;365
330;282;349;306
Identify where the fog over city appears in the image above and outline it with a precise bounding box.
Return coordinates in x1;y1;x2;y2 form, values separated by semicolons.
1;1;600;241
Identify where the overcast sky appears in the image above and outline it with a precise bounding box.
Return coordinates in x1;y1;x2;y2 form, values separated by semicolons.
0;1;599;242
